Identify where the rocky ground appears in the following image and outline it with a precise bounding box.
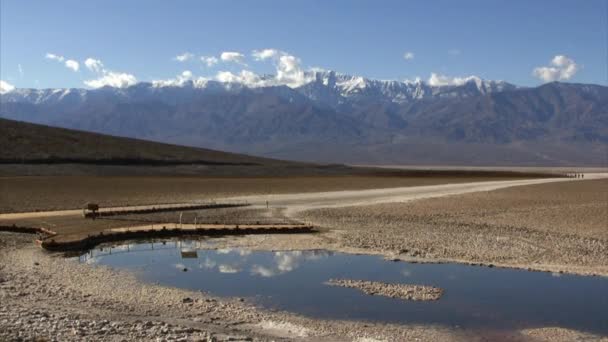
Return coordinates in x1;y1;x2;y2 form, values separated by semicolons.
325;279;443;301
3;232;607;341
0;232;491;342
297;179;608;276
2;177;608;341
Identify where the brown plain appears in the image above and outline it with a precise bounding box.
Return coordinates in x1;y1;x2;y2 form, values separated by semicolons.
0;174;529;214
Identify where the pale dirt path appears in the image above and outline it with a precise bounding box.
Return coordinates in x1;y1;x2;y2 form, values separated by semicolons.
0;202;220;220
2;173;605;221
229;174;608;216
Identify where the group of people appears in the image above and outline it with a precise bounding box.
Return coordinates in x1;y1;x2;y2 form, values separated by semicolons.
566;173;585;178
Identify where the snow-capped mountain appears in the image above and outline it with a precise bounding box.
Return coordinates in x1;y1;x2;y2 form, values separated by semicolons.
298;70;516;107
0;70;517;107
1;72;606;166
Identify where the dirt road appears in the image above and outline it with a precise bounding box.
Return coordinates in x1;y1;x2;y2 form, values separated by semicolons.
2;174;605;220
230;175;607;215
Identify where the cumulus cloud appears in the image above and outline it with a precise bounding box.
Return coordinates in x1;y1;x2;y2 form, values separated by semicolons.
45;53;65;62
152;70;199;87
213;49;314;88
45;53;80;72
220;51;246;65
533;55;578;82
215;70;266;87
65;59;79;72
84;58;104;72
174;52;194;62
81;57;138;88
403;52;415;60
275;251;303;272
272;53;312;88
250;265;276;277
0;80;15;94
427;72;480;86
200;56;219;67
252;49;280;61
84;71;137;88
218;264;241;274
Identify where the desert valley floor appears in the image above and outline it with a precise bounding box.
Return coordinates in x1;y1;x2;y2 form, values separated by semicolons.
1;171;607;341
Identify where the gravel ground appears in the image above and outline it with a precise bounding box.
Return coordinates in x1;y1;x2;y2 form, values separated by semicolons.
2;178;607;341
296;179;608;276
0;232;498;342
4;232;606;341
325;279;443;301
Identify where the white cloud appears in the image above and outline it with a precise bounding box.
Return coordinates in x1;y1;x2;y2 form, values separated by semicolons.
252;49;280;61
84;58;104;72
448;49;461;56
215;70;267;87
403;52;415;60
200;56;219;67
152;70;198;87
275;54;312;88
18;64;23;77
45;53;80;72
220;51;246;65
0;80;15;94
427;72;480;86
84;71;137;88
218;264;241;273
274;251;302;272
213;49;314;88
174;52;194;62
65;59;80;72
45;53;65;62
250;265;276;277
533;55;579;82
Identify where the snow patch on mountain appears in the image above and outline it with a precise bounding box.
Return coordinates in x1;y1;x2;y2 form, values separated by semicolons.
0;80;15;94
1;69;517;107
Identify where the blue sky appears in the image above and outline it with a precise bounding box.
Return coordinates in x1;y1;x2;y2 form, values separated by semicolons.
0;0;605;89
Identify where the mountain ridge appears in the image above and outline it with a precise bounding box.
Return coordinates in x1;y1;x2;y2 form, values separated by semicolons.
1;72;606;166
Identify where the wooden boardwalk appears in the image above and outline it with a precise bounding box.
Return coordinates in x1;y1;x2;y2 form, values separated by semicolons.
83;202;249;218
40;223;314;251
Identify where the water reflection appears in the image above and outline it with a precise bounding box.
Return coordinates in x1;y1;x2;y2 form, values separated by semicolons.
75;240;608;335
79;240;332;278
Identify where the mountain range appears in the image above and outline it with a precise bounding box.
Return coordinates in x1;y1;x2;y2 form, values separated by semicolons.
1;70;607;166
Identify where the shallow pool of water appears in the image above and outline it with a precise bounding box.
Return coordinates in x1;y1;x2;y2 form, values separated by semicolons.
77;239;608;334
